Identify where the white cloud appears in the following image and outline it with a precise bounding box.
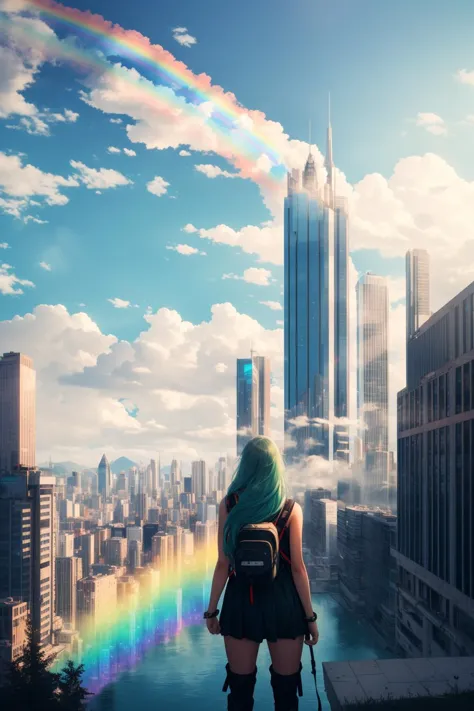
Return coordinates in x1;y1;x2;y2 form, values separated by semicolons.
166;244;206;256
194;164;239;179
39;261;51;271
187;221;282;264
24;215;48;225
172;27;197;48
109;117;122;124
70;160;132;190
146;175;170;197
0;243;9;249
223;267;272;286
415;112;447;136
456;68;474;86
123;148;136;157
107;146;121;154
108;297;131;309
179;149;191;157
0;262;34;295
260;300;283;311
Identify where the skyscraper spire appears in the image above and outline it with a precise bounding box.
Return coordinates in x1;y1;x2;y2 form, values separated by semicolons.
303;117;317;194
308;119;312;154
324;92;334;204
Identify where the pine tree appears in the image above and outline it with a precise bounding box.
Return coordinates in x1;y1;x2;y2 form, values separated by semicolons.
57;660;91;711
4;617;59;711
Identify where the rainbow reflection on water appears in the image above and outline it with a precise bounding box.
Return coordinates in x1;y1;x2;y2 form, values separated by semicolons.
62;541;216;696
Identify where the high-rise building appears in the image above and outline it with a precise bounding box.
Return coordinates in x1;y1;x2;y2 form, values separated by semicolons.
170;459;180;486
236;355;271;456
406;249;431;343
396;280;474;657
104;537;127;567
356;273;389;505
284;118;349;462
0;471;56;645
58;531;75;558
79;532;95;577
149;459;158;497
127;539;142;571
191;460;207;500
77;574;117;628
0;352;36;472
55;556;82;628
98;454;111;501
0;598;28;676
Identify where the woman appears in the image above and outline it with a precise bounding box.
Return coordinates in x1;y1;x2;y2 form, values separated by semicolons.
204;436;319;711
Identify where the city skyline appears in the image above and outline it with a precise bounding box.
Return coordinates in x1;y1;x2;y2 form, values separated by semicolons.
1;0;474;463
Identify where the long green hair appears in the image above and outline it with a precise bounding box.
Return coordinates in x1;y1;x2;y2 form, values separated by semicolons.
223;436;286;559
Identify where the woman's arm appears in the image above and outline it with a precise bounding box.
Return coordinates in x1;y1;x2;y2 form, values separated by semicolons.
206;498;230;613
288;502;314;618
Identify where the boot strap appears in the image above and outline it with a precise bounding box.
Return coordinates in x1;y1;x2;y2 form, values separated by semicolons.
222;662;230;692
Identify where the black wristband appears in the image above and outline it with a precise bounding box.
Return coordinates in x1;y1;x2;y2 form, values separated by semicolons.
305;612;317;622
203;609;219;619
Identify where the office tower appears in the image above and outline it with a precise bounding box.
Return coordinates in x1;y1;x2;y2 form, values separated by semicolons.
128;467;138;498
406;249;430;342
0;471;55;646
170;459;180;486
195;521;216;548
137;492;148;521
396;280;474;657
111;523;126;538
113;499;129;524
356;273;389;505
303;488;332;548
104;537;127;567
55;556;82;628
77;574;117;627
206;503;217;524
182;530;194;558
117;471;127;493
0;598;28;674
0;352;36;472
313;499;338;558
338;505;396;646
191;460;207;500
126;525;143;544
127;539;142;571
98;454;111;501
183;476;192;494
143;523;160;553
151;533;171;567
149;458;158;497
284;117;349;462
79;532;95;577
236;354;271;456
58;531;75;557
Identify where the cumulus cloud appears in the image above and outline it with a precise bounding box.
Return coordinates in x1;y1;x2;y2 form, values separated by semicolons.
123;147;136;157
172;27;197;48
179;149;191;157
0;302;282;463
456;68;474;85
223;267;272;286
184;221;282;264
260;300;282;311
109;117;122;124
108;297;132;309
194;164;239;179
146;175;170;197
107;146;121;154
39;261;51;271
0;243;9;249
166;244;206;256
0;262;34;294
69;160;132;190
415;112;447;136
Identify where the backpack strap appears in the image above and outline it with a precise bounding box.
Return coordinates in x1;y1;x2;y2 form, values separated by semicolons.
275;498;295;538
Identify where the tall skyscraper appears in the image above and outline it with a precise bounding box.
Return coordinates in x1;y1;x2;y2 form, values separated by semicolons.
0;352;36;472
149;458;158;497
396;280;474;657
55;556;82;628
284;116;349;462
191;460;207;500
356;273;389;505
0;471;56;645
98;454;111;501
406;249;431;342
236;354;271;456
170;459;180;486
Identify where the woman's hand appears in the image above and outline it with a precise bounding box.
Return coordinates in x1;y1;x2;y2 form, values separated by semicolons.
206;615;221;635
304;621;319;646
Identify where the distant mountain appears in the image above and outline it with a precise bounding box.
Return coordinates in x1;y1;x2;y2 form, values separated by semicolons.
111;456;137;474
39;461;86;476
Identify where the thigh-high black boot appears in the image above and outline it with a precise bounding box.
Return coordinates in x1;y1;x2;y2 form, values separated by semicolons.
269;663;303;711
222;664;257;711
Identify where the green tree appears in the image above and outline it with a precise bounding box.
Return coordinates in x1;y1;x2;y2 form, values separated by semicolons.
4;617;59;711
57;660;91;711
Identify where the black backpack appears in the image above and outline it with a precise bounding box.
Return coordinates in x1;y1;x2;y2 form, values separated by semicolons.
227;496;295;586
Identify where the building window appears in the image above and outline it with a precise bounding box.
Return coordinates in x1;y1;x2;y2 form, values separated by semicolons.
455;367;462;414
455;423;463;592
439;374;446;419
427;381;432;423
463;363;471;412
433;378;438;421
455;305;460;359
463;298;469;354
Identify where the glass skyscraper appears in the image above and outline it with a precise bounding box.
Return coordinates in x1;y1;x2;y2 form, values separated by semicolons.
284;121;349;462
236;355;271;455
98;453;111;501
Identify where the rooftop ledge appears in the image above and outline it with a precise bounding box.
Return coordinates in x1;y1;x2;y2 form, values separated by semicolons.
322;657;474;710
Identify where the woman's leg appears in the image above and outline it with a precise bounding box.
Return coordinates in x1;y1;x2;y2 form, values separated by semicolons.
267;637;304;711
223;636;259;710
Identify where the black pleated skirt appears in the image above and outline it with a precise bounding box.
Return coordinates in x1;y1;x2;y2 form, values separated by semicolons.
219;563;308;643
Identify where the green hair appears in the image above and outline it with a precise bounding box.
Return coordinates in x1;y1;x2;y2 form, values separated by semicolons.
223;436;286;559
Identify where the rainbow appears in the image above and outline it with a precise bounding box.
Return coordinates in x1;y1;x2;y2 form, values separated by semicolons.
55;541;217;696
6;0;286;182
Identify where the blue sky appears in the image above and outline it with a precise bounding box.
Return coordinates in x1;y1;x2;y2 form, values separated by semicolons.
1;0;474;463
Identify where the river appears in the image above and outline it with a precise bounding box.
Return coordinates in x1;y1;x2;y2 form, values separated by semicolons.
89;593;392;710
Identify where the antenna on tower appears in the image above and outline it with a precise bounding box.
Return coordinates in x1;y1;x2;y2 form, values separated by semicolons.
328;91;331;126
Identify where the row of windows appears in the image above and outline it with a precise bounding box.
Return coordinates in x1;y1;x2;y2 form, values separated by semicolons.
398;357;474;431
